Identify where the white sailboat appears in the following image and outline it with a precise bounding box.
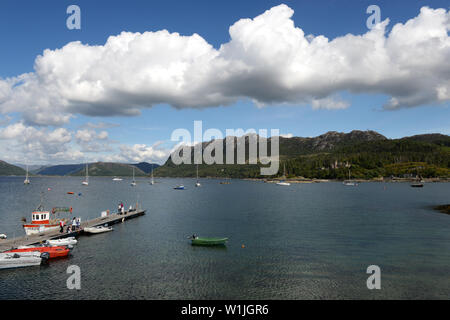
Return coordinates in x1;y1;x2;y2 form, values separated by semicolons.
149;164;155;185
276;163;290;186
343;168;358;186
82;163;89;185
195;164;201;187
131;167;137;186
24;164;30;185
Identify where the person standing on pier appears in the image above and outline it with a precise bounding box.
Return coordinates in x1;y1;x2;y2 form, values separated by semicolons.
59;220;65;233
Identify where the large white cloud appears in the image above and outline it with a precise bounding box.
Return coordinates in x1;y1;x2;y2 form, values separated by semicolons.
0;4;449;126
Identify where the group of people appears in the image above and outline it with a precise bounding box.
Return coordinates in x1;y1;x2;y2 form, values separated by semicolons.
118;202;125;215
59;217;81;233
117;202;134;215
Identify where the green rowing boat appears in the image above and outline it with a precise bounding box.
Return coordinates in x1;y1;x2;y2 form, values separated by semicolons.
191;237;228;246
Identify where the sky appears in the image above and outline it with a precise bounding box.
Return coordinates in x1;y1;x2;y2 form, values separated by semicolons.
0;0;449;165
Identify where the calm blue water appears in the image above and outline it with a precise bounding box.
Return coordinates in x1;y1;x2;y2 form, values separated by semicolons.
0;176;449;299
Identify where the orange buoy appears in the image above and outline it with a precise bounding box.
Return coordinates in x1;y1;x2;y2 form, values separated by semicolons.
241;244;245;248
67;192;74;195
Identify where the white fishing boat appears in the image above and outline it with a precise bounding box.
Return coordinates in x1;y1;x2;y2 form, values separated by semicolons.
131;167;136;186
84;225;113;234
24;164;30;185
195;164;201;187
0;251;49;269
82;163;89;186
45;237;77;246
276;164;290;186
23;200;72;236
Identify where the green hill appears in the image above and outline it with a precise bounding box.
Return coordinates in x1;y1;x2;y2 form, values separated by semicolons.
155;131;450;179
0;160;27;176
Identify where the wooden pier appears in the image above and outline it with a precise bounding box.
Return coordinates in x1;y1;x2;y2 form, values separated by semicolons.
0;209;146;252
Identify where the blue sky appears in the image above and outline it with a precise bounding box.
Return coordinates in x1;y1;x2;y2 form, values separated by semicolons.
0;0;449;164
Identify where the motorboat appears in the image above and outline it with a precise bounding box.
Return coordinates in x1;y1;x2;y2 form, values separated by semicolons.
276;181;290;186
0;251;49;269
174;185;185;190
45;237;77;246
84;226;113;234
6;245;71;259
112;177;123;181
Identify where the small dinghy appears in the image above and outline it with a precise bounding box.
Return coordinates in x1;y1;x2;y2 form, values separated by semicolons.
0;251;49;269
84;226;113;234
190;236;228;246
174;185;185;190
46;237;77;246
7;245;71;259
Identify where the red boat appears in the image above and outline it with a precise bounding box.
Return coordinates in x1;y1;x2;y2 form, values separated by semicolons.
6;245;71;259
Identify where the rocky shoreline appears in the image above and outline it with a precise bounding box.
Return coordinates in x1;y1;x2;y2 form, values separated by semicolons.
434;205;450;215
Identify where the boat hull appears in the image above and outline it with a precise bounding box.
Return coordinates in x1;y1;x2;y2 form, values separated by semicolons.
6;246;70;259
46;237;77;246
84;226;113;234
23;224;59;236
0;252;45;269
191;237;228;246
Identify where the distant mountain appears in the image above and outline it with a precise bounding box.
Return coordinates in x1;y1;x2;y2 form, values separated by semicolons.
155;131;450;179
70;162;147;177
14;164;47;173
0;160;27;176
37;164;84;176
132;162;160;174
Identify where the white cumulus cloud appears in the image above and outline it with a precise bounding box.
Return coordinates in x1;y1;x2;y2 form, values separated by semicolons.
0;4;448;126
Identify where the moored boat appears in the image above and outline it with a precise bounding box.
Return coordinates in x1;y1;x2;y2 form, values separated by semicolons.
45;237;77;246
6;245;71;259
0;252;49;269
24;164;30;184
411;182;424;188
277;164;290;186
84;226;113;234
82;163;89;185
190;236;228;246
23;204;72;236
174;185;185;190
